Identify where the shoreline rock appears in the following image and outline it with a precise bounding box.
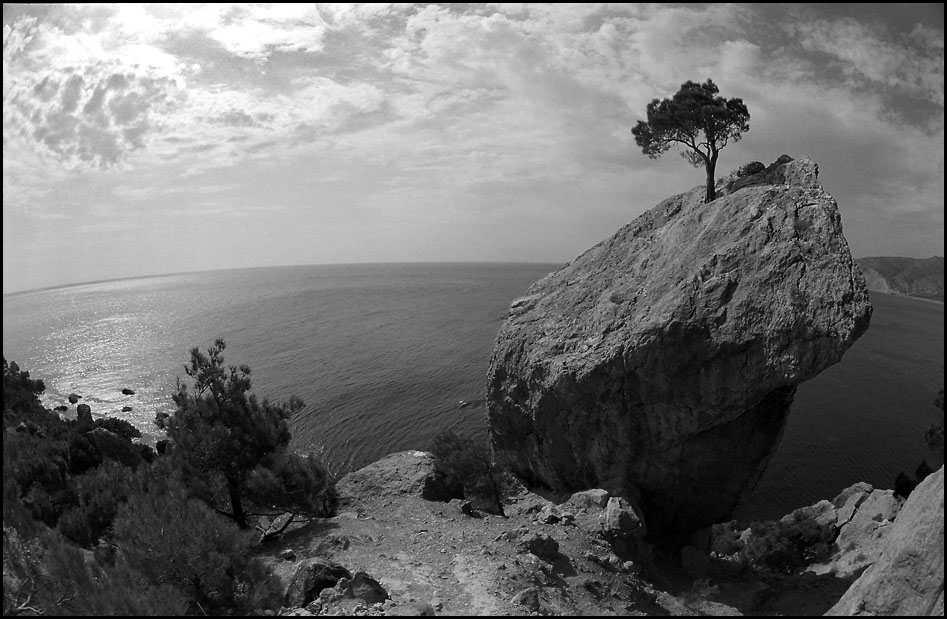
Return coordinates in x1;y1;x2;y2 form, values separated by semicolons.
486;155;872;537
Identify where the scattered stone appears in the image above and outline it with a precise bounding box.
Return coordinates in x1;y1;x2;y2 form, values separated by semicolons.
515;532;559;562
54;405;68;412
281;548;297;561
388;602;435;616
510;587;547;613
346;572;389;604
567;489;611;510
448;498;474;516
602;497;646;539
68;393;81;404
537;504;561;524
121;406;133;412
155;411;170;429
121;388;136;395
284;558;352;608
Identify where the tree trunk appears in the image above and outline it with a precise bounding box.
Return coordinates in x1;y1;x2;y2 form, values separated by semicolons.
228;476;247;529
704;156;717;203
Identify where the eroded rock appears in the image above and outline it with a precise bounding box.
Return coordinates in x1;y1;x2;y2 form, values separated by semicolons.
486;156;871;536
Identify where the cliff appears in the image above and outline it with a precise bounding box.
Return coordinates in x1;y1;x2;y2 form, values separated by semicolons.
857;256;944;301
826;465;944;616
486;155;872;537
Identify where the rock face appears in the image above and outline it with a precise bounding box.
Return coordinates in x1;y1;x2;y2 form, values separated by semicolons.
486;156;872;536
827;466;944;616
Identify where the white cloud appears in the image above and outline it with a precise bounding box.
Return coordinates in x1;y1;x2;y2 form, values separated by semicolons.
791;18;944;106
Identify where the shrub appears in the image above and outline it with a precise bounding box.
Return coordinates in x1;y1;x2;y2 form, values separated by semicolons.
429;430;504;515
57;460;136;547
94;417;141;441
742;513;834;572
112;479;283;614
709;520;745;557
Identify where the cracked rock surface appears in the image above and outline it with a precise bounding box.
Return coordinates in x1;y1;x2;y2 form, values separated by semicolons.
486;156;872;536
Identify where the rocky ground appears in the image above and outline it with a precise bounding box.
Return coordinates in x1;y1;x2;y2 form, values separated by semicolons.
255;452;868;617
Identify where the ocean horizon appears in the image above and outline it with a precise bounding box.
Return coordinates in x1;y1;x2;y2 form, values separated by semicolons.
3;262;943;521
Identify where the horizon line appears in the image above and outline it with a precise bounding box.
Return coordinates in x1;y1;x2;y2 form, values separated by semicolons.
2;260;569;297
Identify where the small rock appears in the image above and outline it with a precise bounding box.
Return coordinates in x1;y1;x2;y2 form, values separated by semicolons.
281;549;297;561
511;587;555;614
68;393;81;404
76;403;93;425
285;558;352;607
54;405;69;412
121;406;133;412
448;498;474;516
567;489;610;510
121;388;136;395
347;572;389;604
515;532;559;562
621;561;640;575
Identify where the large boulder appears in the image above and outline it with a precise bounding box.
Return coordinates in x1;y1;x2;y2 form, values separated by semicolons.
337;451;449;502
827;466;944;616
486;156;871;536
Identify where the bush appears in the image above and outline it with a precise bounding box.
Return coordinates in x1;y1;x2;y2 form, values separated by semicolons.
429;430;504;515
112;479;282;614
58;461;136;547
94;417;141;441
742;513;834;572
3;525;185;616
709;520;745;557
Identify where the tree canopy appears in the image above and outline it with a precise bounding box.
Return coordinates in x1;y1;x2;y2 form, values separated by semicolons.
632;79;750;203
168;338;337;530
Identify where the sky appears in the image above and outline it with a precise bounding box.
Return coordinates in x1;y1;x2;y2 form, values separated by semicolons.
3;3;944;294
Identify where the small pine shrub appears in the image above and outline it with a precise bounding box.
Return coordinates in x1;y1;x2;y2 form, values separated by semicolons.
742;513;834;572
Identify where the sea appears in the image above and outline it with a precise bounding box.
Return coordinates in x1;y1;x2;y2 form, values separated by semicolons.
3;263;943;522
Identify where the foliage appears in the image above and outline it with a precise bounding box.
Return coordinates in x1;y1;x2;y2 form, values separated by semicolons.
894;387;944;498
631;78;750;203
709;520;745;557
3;357;46;419
57;460;137;547
3;525;185;616
429;430;505;515
742;513;834;573
926;388;944;466
94;416;142;441
111;478;282;614
167;338;337;529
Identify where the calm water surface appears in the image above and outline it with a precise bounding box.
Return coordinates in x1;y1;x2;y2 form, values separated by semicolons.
3;264;942;520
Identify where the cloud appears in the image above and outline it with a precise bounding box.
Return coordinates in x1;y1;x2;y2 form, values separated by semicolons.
790;18;944;106
6;65;177;167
